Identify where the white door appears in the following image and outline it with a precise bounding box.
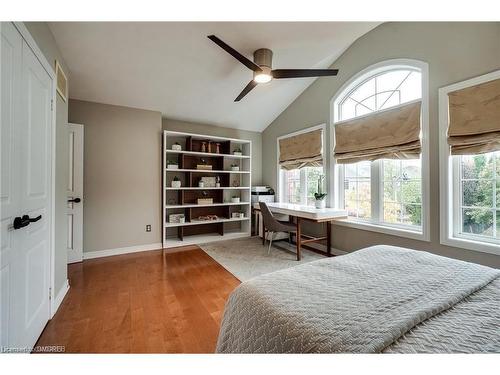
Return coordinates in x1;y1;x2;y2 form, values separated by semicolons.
67;123;84;263
1;22;53;349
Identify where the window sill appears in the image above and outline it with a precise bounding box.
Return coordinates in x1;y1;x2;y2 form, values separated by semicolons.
441;235;500;256
332;218;429;242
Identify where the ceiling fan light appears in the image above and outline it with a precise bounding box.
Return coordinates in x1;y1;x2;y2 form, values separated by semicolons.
254;73;272;83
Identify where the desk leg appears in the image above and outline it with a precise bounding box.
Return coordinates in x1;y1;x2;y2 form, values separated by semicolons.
296;217;301;261
326;221;331;257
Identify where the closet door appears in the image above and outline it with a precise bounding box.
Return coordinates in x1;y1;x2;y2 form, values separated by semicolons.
0;21;23;349
1;22;53;349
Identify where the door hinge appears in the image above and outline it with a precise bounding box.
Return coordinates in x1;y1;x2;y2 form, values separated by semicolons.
49;287;52;300
51;99;53;111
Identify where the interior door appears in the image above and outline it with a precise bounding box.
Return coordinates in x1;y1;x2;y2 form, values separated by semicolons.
67;123;84;263
1;22;53;349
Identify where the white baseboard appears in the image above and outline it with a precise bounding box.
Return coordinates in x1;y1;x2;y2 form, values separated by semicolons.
83;242;163;260
51;279;69;318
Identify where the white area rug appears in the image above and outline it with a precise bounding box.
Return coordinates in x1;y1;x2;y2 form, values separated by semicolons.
199;236;324;281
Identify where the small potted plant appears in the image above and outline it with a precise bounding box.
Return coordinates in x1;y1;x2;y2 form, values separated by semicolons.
233;147;242;156
215;176;221;188
231;195;241;203
171;176;181;188
172;142;182;151
231;163;240;171
167;159;179;169
314;175;327;209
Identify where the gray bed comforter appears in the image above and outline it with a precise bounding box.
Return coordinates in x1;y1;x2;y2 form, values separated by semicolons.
216;245;500;353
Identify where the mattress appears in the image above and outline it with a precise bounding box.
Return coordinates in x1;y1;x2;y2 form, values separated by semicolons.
216;245;500;353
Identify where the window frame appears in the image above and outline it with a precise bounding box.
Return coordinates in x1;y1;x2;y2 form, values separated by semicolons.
329;59;430;241
276;124;326;206
439;69;500;256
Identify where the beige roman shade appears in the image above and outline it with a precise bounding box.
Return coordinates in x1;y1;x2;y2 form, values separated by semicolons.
447;78;500;155
334;101;422;164
279;129;323;170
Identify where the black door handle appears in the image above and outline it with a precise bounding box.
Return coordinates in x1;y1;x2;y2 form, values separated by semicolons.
13;215;42;230
68;198;81;203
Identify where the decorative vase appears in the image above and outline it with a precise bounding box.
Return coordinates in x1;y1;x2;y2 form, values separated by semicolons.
215;143;221;153
172;143;182;151
201;142;206;152
167;164;178;170
231;197;240;203
215;182;221;188
171;180;181;188
233;151;242;156
231;166;240;171
198;181;205;188
315;200;326;209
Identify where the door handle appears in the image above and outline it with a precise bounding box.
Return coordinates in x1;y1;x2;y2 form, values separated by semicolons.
13;215;42;230
68;198;81;203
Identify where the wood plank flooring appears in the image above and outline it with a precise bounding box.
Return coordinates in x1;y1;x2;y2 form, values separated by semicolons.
34;246;240;353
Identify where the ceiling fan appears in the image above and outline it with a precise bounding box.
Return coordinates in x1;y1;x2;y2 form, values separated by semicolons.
208;35;339;102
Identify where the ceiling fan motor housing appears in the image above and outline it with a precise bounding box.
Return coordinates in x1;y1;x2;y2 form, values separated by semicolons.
253;48;273;79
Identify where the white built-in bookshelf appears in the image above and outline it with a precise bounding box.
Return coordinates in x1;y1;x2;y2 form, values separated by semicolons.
163;130;252;248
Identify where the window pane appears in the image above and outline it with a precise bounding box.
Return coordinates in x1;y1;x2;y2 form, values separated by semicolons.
402;159;421;179
401;180;422;204
398;72;422;103
358;200;371;218
357;180;371;201
384;202;400;223
384;180;400;202
462;180;493;207
306;167;323;206
283;169;301;204
462;154;494;179
383;160;400;180
402;204;422;226
345;163;357;178
358;162;371;177
462;208;493;237
350;77;375;103
345;199;357;217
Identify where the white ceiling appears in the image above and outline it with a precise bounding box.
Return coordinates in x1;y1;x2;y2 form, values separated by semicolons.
49;22;379;132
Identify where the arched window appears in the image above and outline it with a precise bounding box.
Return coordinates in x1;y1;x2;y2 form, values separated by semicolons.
331;60;429;239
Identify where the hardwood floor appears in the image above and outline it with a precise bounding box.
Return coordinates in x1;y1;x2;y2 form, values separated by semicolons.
34;246;240;353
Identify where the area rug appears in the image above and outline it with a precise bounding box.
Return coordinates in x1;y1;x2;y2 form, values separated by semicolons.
199;236;324;281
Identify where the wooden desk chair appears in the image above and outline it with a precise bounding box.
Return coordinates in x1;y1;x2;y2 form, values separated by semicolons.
259;202;297;254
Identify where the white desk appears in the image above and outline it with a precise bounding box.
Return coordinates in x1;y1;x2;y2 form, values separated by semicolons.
254;203;348;260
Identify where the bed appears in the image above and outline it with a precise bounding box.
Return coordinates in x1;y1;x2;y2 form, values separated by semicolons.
216;245;500;353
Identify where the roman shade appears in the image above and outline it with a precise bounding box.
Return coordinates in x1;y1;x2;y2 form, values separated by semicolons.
447;78;500;155
334;100;422;164
279;129;323;170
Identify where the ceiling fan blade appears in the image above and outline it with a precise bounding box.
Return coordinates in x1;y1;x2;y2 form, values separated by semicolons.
272;69;339;79
208;35;262;73
235;80;258;102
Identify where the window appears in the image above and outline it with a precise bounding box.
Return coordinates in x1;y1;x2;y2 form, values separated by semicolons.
439;69;500;255
457;153;500;241
281;166;324;206
278;125;325;207
331;60;429;240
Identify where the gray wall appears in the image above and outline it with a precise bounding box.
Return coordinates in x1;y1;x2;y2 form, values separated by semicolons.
163;118;263;185
69;100;163;253
24;22;70;294
262;22;500;268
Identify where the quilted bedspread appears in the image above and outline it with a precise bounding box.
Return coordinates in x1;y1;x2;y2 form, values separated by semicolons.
216;245;500;353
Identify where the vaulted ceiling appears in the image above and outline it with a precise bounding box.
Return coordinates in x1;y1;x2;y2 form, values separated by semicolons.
49;22;379;132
